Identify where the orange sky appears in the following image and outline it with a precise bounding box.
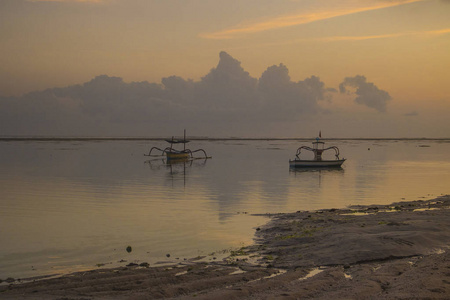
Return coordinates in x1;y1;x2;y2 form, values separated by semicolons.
0;0;449;137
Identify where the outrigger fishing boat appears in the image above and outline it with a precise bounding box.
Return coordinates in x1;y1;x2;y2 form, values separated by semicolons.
289;136;345;168
145;130;210;162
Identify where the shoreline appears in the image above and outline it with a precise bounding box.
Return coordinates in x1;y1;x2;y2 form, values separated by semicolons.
1;137;450;141
1;195;449;299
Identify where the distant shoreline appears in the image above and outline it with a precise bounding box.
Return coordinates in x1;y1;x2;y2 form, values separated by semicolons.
1;137;449;142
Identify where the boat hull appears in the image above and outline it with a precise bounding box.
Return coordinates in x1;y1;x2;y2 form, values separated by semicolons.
166;152;190;160
289;159;345;168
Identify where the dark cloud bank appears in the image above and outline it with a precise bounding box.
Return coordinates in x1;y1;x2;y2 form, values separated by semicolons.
0;52;391;137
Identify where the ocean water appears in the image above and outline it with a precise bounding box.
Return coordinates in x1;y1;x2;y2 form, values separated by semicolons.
0;138;449;279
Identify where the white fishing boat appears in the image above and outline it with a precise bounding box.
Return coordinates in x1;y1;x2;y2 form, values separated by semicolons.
289;136;345;168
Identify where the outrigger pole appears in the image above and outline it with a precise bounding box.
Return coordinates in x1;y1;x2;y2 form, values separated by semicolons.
144;130;211;161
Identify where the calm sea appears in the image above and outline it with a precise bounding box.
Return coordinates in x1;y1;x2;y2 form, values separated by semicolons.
1;138;449;279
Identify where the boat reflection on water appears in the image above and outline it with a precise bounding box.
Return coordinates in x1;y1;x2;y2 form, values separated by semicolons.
145;155;209;187
289;165;345;188
145;155;209;172
289;166;344;173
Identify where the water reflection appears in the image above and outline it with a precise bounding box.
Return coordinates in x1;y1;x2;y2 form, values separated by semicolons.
289;167;344;173
0;139;449;280
286;167;347;210
145;157;209;187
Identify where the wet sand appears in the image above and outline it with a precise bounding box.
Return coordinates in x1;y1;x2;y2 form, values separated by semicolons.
1;195;449;299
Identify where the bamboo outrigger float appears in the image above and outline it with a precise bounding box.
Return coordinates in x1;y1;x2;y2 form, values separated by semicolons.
289;134;345;168
145;130;211;162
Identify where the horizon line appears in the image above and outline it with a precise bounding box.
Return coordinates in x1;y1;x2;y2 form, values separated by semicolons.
1;136;448;141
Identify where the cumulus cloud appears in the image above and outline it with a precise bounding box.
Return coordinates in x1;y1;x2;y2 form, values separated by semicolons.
197;51;258;112
0;52;376;137
258;64;326;120
339;75;391;112
404;111;419;117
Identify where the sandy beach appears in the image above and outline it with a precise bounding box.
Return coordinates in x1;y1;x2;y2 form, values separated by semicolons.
1;195;449;299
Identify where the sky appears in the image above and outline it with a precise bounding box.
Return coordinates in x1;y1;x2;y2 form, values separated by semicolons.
0;0;449;138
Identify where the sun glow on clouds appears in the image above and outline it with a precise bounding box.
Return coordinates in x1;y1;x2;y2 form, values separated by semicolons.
317;28;450;42
200;0;427;39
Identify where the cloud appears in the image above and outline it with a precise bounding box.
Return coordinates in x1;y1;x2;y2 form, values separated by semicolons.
243;27;450;49
197;51;258;111
0;52;373;137
404;111;419;117
339;75;391;112
423;28;450;36
317;28;450;42
200;0;425;39
27;0;104;3
258;64;326;119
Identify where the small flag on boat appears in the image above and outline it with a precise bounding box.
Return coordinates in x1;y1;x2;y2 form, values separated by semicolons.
319;131;322;138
